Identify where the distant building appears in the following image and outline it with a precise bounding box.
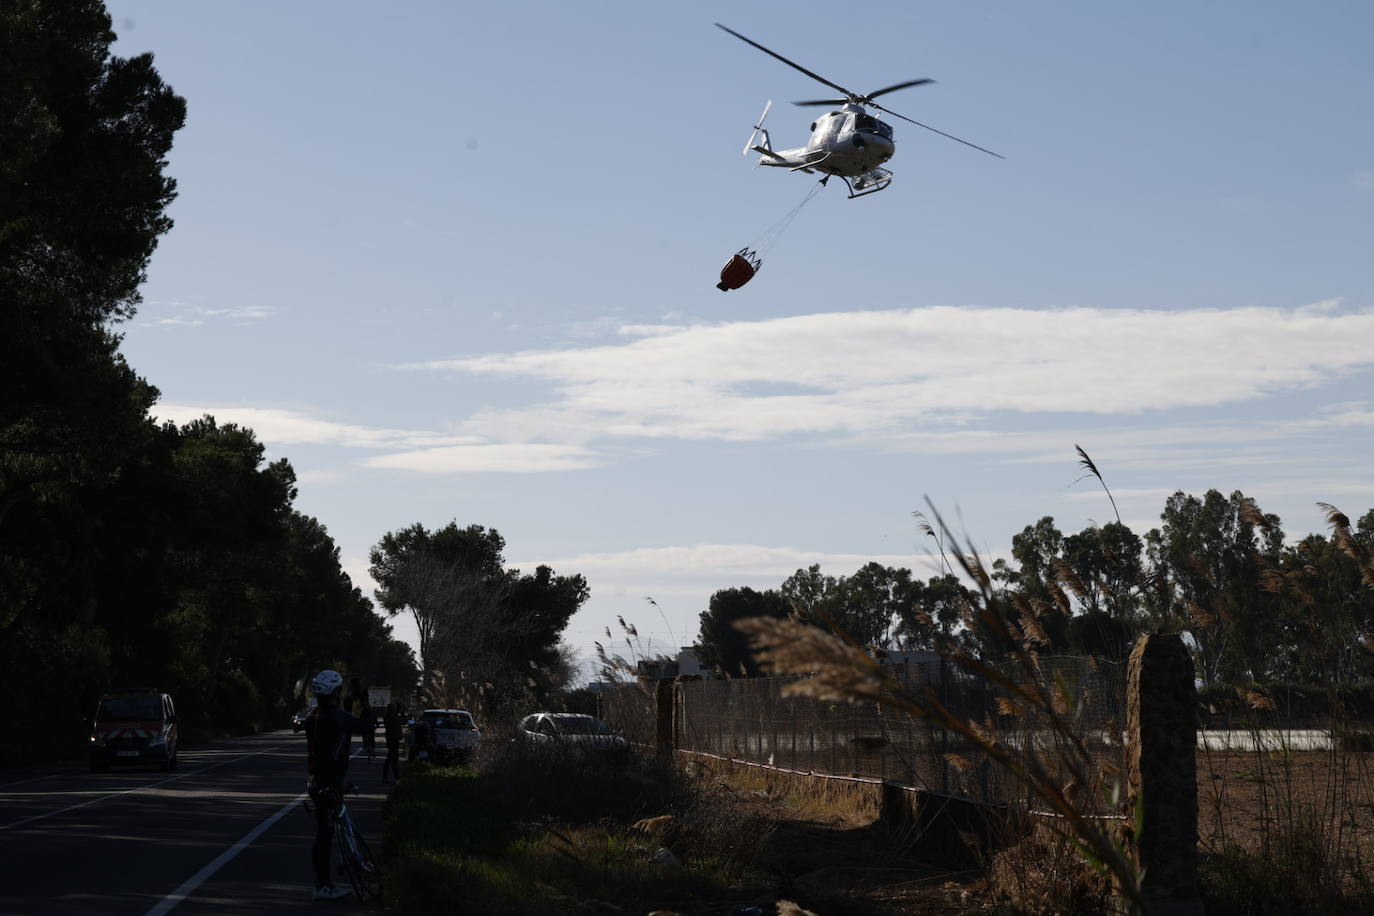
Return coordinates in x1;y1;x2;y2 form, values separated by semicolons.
635;657;677;681
677;647;707;677
632;648;712;681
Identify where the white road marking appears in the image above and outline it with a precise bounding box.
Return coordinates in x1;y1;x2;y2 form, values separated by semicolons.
0;744;291;832
143;748;367;914
142;788;308;916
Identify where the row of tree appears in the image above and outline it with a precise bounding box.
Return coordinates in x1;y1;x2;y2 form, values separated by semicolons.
1;2;420;765
696;491;1374;688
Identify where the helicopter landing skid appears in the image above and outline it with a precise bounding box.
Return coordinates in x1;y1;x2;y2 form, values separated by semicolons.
841;167;893;198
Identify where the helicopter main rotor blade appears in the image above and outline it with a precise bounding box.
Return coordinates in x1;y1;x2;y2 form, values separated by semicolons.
870;101;1005;159
866;78;935;99
796;78;933;107
715;23;856;101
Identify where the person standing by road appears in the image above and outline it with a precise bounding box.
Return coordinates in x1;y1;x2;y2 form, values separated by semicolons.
381;702;404;783
360;703;377;759
303;669;363;901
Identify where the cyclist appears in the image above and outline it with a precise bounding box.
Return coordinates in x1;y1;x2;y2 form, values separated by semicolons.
304;669;364;901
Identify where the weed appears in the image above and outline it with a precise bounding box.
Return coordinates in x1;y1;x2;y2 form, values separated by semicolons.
383;743;777;914
987;820;1115;915
734;501;1143;910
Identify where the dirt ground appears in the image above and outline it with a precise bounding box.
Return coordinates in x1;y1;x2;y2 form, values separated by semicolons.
698;748;1374;914
1195;748;1374;857
694;760;987;915
753;817;978;914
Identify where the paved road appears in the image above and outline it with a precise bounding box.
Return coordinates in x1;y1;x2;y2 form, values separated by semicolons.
0;730;389;914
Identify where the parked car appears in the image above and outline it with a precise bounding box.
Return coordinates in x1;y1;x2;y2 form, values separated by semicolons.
410;708;480;764
89;687;178;772
516;713;629;758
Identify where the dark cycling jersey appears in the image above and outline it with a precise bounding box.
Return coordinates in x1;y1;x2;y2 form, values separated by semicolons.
305;705;363;785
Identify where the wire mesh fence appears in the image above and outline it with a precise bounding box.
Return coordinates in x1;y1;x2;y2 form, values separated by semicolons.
597;682;657;748
598;655;1127;812
1191;680;1374;874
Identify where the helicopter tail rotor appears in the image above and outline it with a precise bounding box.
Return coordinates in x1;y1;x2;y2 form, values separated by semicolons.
744;99;773;155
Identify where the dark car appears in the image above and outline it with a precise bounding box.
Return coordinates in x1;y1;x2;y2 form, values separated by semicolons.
291;708;311;732
90;687;178;772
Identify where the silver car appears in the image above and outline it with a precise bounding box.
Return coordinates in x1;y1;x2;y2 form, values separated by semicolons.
517;713;629;757
412;708;480;764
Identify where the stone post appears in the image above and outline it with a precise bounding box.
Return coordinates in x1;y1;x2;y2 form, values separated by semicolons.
1126;633;1204;915
655;677;675;758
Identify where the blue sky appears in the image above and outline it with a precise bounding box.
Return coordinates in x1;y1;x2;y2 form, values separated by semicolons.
106;1;1374;676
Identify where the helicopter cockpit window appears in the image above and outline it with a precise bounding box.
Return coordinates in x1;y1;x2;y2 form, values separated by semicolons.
854;114;893;140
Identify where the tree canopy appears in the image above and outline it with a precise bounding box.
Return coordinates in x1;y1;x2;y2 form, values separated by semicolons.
695;586;791;676
1;3;416;765
369;521;588;714
696;491;1374;688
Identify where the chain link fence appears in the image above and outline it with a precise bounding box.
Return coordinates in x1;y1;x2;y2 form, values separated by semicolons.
597;682;657;748
599;655;1127;811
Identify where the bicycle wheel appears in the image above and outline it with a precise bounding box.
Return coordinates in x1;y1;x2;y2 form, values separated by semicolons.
338;819;380;903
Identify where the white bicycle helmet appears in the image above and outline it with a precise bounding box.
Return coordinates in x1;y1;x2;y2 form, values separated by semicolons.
311;669;344;697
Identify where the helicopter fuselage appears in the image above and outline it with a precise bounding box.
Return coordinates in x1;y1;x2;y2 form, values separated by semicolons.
720;21;999;198
755;103;894;178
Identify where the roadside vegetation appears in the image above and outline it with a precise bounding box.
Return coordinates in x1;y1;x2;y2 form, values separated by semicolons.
720;486;1374;915
382;740;966;916
3;2;586;769
1;1;422;766
383;747;751;916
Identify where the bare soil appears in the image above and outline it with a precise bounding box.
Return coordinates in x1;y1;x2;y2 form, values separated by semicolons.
1196;748;1374;858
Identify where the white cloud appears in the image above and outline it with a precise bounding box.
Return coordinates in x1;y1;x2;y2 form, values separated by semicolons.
1063;487;1178;503
140;304;274;327
617;324;687;338
1308;402;1374;428
402;303;1374;445
151;404;602;475
877;419;1324;469
527;543;929;577
515;543;946;597
202;305;275;320
152;404;477;450
295;468;351;486
362;443;603;474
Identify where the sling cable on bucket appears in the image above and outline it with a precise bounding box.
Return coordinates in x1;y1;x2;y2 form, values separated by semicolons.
715;179;824;291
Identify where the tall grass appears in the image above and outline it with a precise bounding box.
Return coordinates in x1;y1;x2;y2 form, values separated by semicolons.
728;492;1374;914
1192;503;1374;914
735;500;1141;913
382;741;780;914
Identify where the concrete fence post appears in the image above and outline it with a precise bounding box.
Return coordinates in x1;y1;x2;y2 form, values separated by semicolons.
655;677;675;758
1126;633;1204;915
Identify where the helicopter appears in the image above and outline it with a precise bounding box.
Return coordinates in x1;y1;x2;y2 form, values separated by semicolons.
716;23;1002;198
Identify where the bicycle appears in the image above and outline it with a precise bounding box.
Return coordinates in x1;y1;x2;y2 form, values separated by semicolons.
303;782;381;904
